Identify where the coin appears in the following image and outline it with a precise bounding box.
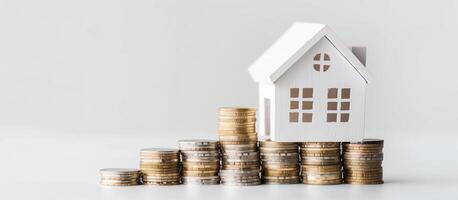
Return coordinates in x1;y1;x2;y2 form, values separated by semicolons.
99;168;141;186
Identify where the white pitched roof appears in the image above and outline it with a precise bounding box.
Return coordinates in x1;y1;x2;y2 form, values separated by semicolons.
248;22;371;84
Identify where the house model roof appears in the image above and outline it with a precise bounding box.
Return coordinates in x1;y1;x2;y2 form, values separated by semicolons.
248;22;371;84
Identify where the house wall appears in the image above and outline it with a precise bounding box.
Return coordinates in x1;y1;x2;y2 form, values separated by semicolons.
274;37;366;142
258;83;275;140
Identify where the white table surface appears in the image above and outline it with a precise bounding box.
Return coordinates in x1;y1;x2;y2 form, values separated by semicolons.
1;127;457;200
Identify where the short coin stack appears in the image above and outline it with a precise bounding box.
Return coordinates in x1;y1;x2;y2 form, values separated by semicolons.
140;148;181;185
300;142;342;185
218;107;261;186
342;139;384;184
178;139;220;185
259;141;300;184
99;168;141;186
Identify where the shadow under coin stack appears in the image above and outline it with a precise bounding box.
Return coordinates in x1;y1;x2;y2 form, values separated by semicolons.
179;139;220;185
218;107;261;186
259;141;300;184
99;168;141;186
342;139;384;185
300;142;342;185
140;148;181;185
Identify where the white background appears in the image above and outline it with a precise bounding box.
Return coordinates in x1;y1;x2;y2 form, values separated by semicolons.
1;0;458;199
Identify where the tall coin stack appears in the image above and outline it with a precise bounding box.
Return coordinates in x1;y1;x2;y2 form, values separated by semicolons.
259;141;300;184
342;139;384;184
218;107;261;186
300;142;342;185
178;139;220;185
140;148;181;185
99;168;141;186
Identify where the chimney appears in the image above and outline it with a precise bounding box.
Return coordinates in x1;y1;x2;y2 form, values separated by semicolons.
351;46;367;67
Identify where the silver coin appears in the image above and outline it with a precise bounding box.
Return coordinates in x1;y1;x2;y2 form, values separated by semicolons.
100;168;140;175
220;181;261;186
140;148;179;153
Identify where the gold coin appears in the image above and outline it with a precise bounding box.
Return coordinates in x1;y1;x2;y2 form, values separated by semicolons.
143;181;181;185
302;179;342;185
301;165;341;172
262;169;300;177
301;142;340;148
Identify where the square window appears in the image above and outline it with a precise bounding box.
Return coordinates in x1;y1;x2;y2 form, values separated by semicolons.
328;88;338;98
327;113;337;122
290;101;299;109
302;101;313;110
327;102;337;110
302;88;313;98
290;88;299;98
302;113;313;122
341;88;351;99
341;102;350;110
341;113;350;122
289;112;299;123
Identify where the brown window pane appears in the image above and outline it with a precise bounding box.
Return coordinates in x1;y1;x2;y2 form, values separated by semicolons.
302;113;313;122
341;113;350;122
290;88;299;98
313;64;320;71
290;101;299;109
327;102;337;110
324;53;330;61
289;112;299;123
302;101;313;110
313;53;321;61
341;102;350;110
302;88;313;98
341;88;351;99
323;65;330;72
328;88;338;98
327;113;337;122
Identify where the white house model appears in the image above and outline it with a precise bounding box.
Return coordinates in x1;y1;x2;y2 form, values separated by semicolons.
248;22;371;142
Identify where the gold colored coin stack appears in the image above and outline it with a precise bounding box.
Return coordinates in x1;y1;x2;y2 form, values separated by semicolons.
218;107;261;186
178;139;220;185
300;142;342;185
342;139;384;185
140;148;181;185
259;141;300;184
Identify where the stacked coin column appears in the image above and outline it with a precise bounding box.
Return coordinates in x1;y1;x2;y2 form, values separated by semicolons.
179;139;220;185
218;107;261;186
342;139;384;184
259;141;300;184
140;148;181;185
99;168;141;186
300;142;343;185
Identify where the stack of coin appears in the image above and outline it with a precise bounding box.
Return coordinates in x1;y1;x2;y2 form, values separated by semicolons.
259;141;300;184
99;168;141;186
218;107;260;186
140;148;181;185
300;142;342;185
178;139;220;185
342;139;384;184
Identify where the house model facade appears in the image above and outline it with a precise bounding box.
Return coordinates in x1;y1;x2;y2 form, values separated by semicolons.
248;22;370;142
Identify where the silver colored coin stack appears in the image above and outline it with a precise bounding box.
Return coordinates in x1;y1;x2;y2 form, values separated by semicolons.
218;108;261;186
259;141;300;184
99;168;141;186
179;139;220;185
